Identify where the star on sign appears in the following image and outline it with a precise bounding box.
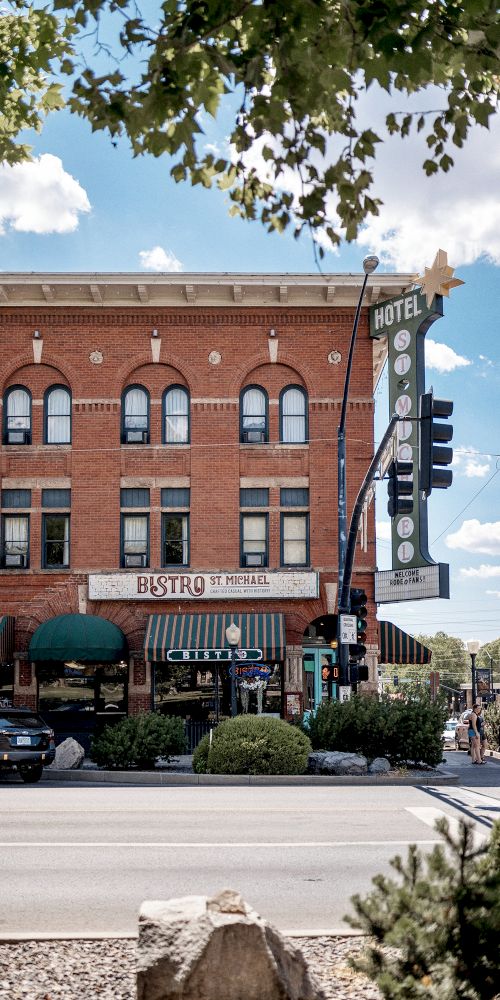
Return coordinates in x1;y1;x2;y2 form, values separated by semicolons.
412;249;464;307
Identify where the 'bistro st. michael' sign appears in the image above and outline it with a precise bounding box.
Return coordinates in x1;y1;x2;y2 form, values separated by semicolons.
88;570;319;601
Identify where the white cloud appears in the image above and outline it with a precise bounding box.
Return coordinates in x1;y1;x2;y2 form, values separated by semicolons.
460;564;500;578
0;154;90;234
376;521;392;541
453;446;491;478
446;519;500;555
139;246;183;272
486;590;500;598
425;339;471;374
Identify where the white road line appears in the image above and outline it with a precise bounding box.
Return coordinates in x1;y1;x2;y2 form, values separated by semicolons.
0;839;441;849
405;807;490;847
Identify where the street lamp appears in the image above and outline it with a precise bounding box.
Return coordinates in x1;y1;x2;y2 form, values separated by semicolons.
467;639;481;705
337;255;380;687
226;622;241;718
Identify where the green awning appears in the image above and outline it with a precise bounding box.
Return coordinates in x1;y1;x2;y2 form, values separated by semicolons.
0;616;15;662
379;620;432;665
144;613;285;662
29;613;128;663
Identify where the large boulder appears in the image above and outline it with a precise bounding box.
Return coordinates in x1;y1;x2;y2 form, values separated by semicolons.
48;737;84;770
137;889;324;1000
368;757;391;775
308;751;368;775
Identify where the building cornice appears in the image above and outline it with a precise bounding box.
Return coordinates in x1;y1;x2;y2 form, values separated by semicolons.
0;271;414;309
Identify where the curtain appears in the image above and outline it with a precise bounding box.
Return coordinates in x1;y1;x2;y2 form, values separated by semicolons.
243;515;266;553
123;515;148;553
46;387;71;443
281;387;306;443
165;388;189;443
242;388;266;430
4;516;29;554
283;515;307;565
124;387;148;429
7;389;30;429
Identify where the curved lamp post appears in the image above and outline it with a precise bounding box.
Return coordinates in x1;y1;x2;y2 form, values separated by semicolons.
337;254;380;687
467;639;480;705
226;622;241;718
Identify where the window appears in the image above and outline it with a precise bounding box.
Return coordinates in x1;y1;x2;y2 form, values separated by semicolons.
163;386;189;444
120;488;150;508
240;386;268;443
162;514;189;566
241;514;268;567
280;488;309;506
281;513;309;566
2;515;29;567
4;386;31;444
122;386;149;444
240;488;269;507
44;386;71;444
42;514;70;568
41;489;71;508
279;386;308;443
161;487;190;507
1;489;31;508
121;514;149;568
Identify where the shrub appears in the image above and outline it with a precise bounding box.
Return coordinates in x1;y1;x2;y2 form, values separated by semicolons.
485;702;500;751
91;712;186;769
348;818;500;999
194;716;311;775
308;690;447;768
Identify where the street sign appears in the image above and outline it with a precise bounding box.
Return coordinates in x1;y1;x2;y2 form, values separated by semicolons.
166;648;263;662
339;614;357;644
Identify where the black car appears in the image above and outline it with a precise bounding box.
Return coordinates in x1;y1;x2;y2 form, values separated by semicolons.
0;707;55;782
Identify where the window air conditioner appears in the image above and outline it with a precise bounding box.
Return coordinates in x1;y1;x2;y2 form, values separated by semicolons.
125;429;148;444
124;553;147;568
243;552;266;567
242;429;265;443
7;429;29;445
5;553;26;567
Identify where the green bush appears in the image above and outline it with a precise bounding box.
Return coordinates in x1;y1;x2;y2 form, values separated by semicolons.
485;702;500;751
349;818;500;999
91;712;186;769
194;716;311;775
308;690;447;767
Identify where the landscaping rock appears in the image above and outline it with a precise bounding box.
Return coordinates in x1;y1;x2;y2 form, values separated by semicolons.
47;737;84;770
137;889;325;1000
368;757;391;775
308;751;368;775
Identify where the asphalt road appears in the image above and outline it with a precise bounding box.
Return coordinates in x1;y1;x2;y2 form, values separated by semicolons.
1;751;499;936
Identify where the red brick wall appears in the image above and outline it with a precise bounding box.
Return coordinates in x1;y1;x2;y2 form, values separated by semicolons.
0;305;377;651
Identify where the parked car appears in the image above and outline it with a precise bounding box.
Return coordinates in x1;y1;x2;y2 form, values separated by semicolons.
442;719;458;749
455;712;471;752
0;707;55;782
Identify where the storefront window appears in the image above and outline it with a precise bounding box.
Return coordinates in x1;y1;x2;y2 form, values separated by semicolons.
0;664;14;706
154;660;282;719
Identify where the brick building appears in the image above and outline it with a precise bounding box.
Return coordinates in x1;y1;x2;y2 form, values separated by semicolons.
0;271;411;746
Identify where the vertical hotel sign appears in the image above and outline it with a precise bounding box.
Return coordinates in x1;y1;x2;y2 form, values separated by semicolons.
369;286;449;601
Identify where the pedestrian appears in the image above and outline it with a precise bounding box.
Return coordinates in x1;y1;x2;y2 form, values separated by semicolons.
469;703;482;764
476;705;488;762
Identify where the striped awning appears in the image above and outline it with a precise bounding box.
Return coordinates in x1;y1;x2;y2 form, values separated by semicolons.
0;616;15;663
144;613;286;662
379;620;432;665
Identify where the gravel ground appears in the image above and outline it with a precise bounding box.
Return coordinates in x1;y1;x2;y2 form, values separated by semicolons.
0;936;381;999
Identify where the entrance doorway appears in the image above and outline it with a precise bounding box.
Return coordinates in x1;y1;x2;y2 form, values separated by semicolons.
303;613;339;712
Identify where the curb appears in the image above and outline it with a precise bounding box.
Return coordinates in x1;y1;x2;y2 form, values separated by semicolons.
0;928;366;943
43;768;459;786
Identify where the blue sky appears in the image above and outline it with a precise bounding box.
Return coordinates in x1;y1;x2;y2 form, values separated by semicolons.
0;100;499;647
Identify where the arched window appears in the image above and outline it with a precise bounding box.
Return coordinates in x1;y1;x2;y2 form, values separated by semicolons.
163;386;189;444
279;385;308;443
44;385;71;444
4;386;31;444
240;386;268;443
122;385;150;444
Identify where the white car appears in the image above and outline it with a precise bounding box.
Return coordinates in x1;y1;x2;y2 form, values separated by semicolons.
442;719;459;749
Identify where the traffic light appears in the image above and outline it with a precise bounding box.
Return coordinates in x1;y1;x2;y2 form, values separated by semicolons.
419;390;453;497
387;459;413;518
349;588;367;662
